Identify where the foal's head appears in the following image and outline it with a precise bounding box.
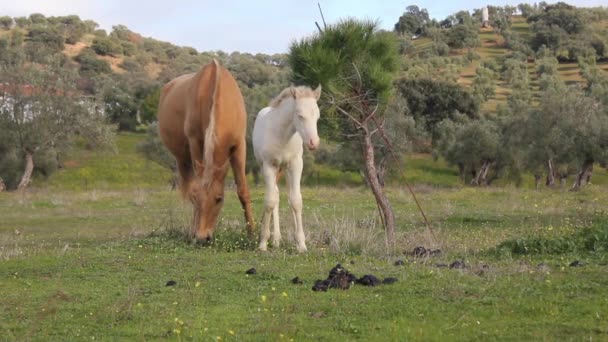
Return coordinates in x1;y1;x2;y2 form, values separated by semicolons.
289;85;322;150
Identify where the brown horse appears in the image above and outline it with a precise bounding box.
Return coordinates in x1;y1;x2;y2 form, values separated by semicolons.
158;59;255;241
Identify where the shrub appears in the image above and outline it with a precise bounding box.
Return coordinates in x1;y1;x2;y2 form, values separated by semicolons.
494;221;608;255
91;37;121;56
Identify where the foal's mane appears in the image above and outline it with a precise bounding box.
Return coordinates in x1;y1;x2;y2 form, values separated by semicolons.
269;86;317;108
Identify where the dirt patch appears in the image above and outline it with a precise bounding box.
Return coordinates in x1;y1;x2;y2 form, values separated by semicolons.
63;42;87;58
99;55;126;74
63;160;79;168
145;62;163;79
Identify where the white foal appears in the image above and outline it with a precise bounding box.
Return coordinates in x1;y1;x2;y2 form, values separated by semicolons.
252;85;321;252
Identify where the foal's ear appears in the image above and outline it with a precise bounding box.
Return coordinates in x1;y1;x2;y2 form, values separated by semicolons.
313;84;322;101
289;86;297;99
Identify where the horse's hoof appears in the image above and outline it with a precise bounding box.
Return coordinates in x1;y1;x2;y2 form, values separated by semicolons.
296;246;308;253
258;244;268;252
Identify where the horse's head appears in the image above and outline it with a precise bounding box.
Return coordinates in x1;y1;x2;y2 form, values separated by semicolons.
291;85;321;150
190;162;229;241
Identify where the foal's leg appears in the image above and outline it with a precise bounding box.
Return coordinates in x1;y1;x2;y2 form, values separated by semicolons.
286;157;307;253
259;163;279;251
230;140;255;237
272;183;281;247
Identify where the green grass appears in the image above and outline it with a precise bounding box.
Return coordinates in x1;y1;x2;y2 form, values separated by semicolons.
42;133;173;191
1;184;608;340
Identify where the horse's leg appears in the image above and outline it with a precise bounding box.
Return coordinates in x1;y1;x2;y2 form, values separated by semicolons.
186;138;204;236
175;156;193;197
187;138;204;176
230;140;255;237
259;162;279;251
286;157;306;253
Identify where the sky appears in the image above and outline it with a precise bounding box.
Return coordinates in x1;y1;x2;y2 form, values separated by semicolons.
2;0;606;54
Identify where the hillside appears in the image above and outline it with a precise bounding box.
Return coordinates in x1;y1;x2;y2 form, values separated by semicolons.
1;6;608;191
412;15;608;112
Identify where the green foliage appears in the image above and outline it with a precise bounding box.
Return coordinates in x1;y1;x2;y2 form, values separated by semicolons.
434;117;501;183
395;78;479;135
103;83;139;131
93;29;107;37
0;16;13;30
511;83;608;181
394;5;430;36
25;25;64;62
138;86;161;124
446;23;480;49
472;66;496;102
28;13;46;25
527;2;608;60
13;16;30;28
74;48;112;75
91;36;122;56
119;57;142;72
528;2;585;35
121;41;137;56
136;123;174;170
517;3;537;18
83;20;98;33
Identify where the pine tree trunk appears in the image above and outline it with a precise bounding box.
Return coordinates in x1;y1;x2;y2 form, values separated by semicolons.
571;159;594;190
361;125;395;248
0;177;6;192
17;151;34;191
546;159;556;187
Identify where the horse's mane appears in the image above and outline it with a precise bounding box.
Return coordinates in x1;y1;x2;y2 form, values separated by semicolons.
269;86;317;108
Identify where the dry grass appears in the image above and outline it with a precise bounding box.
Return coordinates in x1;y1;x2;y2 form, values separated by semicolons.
62;42;87;58
144;62;163;79
99;55;126;74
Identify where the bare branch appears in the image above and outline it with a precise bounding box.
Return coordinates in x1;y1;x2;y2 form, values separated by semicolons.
318;2;327;30
335;104;363;128
315;22;323;33
362;104;379;124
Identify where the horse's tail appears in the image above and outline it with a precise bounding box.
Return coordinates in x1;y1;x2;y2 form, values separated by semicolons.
201;59;221;187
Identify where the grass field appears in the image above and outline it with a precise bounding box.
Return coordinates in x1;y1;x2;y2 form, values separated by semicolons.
1;133;608;340
1;183;607;340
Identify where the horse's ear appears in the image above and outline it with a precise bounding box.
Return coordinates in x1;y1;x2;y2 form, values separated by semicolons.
313;84;322;101
289;86;297;99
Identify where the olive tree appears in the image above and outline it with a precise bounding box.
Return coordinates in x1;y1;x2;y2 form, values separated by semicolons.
0;61;114;191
